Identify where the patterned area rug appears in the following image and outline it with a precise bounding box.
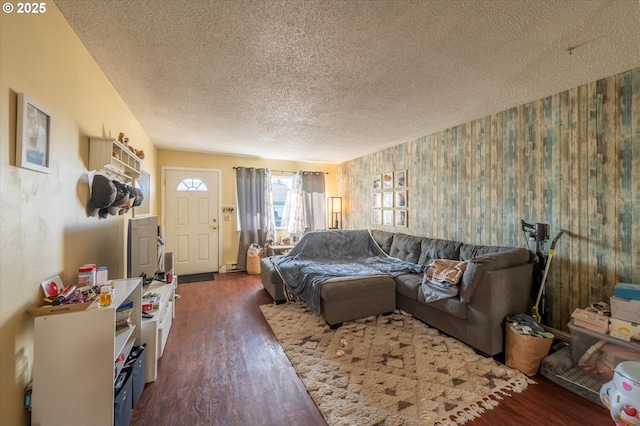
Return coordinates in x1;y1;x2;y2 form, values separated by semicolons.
260;302;531;426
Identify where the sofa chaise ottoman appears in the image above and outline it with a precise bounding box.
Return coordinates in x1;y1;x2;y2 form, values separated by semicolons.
261;257;396;327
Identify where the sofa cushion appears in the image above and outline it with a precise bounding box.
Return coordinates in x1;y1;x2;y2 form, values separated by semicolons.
394;273;422;299
459;247;531;303
417;238;462;266
459;243;526;261
416;294;467;319
389;233;422;264
370;229;394;254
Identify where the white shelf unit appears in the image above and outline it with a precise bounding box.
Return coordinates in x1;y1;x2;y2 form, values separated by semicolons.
89;136;142;183
31;278;143;426
140;275;177;382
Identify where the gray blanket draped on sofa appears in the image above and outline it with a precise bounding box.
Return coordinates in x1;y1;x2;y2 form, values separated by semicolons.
273;229;422;312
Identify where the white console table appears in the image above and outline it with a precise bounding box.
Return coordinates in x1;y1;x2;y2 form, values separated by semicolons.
141;275;177;382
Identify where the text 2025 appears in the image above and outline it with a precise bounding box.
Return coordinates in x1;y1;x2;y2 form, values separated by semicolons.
17;3;46;13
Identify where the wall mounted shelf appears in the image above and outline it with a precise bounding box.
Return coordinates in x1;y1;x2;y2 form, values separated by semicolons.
89;136;142;183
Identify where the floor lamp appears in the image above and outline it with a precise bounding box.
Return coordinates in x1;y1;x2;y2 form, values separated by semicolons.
328;197;342;229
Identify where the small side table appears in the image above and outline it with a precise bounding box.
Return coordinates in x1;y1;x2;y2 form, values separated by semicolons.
267;245;295;256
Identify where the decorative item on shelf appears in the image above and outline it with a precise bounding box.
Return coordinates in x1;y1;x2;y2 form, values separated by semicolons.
117;132;144;159
328;196;342;229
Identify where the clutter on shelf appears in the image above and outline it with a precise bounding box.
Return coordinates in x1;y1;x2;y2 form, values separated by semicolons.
28;266;112;315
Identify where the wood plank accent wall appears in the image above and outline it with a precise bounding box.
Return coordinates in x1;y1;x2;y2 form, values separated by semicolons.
339;68;639;331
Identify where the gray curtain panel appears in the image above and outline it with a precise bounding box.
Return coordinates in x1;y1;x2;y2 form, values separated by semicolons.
235;167;276;271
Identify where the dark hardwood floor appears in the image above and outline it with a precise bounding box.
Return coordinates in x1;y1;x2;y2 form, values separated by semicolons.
130;272;613;426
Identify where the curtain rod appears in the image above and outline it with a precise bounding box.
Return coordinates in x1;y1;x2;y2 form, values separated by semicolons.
233;167;328;175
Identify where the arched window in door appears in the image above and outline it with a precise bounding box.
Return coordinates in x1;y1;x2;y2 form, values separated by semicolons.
176;178;208;191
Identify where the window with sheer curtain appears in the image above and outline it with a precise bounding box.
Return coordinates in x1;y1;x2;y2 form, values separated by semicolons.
235;168;325;269
285;171;326;235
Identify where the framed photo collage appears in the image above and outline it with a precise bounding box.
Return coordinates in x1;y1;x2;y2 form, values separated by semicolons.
371;170;407;227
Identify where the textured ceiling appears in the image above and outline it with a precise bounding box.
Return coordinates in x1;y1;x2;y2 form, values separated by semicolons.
54;0;640;163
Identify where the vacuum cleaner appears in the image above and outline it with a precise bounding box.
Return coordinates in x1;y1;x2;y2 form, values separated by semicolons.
521;220;564;323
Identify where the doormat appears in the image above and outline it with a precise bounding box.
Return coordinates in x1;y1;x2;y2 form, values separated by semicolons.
178;272;215;284
260;302;532;425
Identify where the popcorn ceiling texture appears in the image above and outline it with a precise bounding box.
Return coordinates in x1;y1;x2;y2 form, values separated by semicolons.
55;0;640;163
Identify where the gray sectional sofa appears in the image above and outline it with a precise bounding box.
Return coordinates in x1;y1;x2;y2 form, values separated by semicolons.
261;229;533;356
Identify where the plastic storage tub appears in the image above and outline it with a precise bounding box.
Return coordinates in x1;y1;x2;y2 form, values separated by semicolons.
568;320;640;369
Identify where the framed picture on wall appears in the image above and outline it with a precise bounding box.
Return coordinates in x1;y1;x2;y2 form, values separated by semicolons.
372;192;382;208
383;209;394;226
382;192;393;208
394;170;407;188
382;172;393;190
371;175;382;190
394;190;407;208
395;210;407;227
16;93;52;173
372;209;382;225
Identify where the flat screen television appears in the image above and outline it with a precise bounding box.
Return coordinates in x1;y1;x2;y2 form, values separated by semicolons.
127;215;159;286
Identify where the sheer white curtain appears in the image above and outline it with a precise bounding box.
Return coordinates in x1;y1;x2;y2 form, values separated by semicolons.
235;167;276;270
286;171;326;235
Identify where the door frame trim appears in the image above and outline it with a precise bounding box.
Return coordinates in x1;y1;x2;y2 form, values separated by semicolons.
161;166;223;273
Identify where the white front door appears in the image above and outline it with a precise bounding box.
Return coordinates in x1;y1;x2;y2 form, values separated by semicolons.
163;168;220;275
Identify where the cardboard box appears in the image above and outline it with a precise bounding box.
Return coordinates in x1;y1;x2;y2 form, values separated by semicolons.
571;308;609;334
610;296;640;323
27;301;91;316
609;317;640;342
614;282;640;300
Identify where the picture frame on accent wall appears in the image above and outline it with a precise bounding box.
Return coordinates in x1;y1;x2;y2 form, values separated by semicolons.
383;209;394;226
395;210;407;227
371;175;382;190
382;172;393;190
394;170;407;188
382;192;393;208
394;190;407;208
16;93;52;173
372;192;382;208
372;209;382;225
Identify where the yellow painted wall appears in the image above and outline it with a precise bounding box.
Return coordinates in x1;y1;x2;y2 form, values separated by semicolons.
0;4;157;424
157;149;339;267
